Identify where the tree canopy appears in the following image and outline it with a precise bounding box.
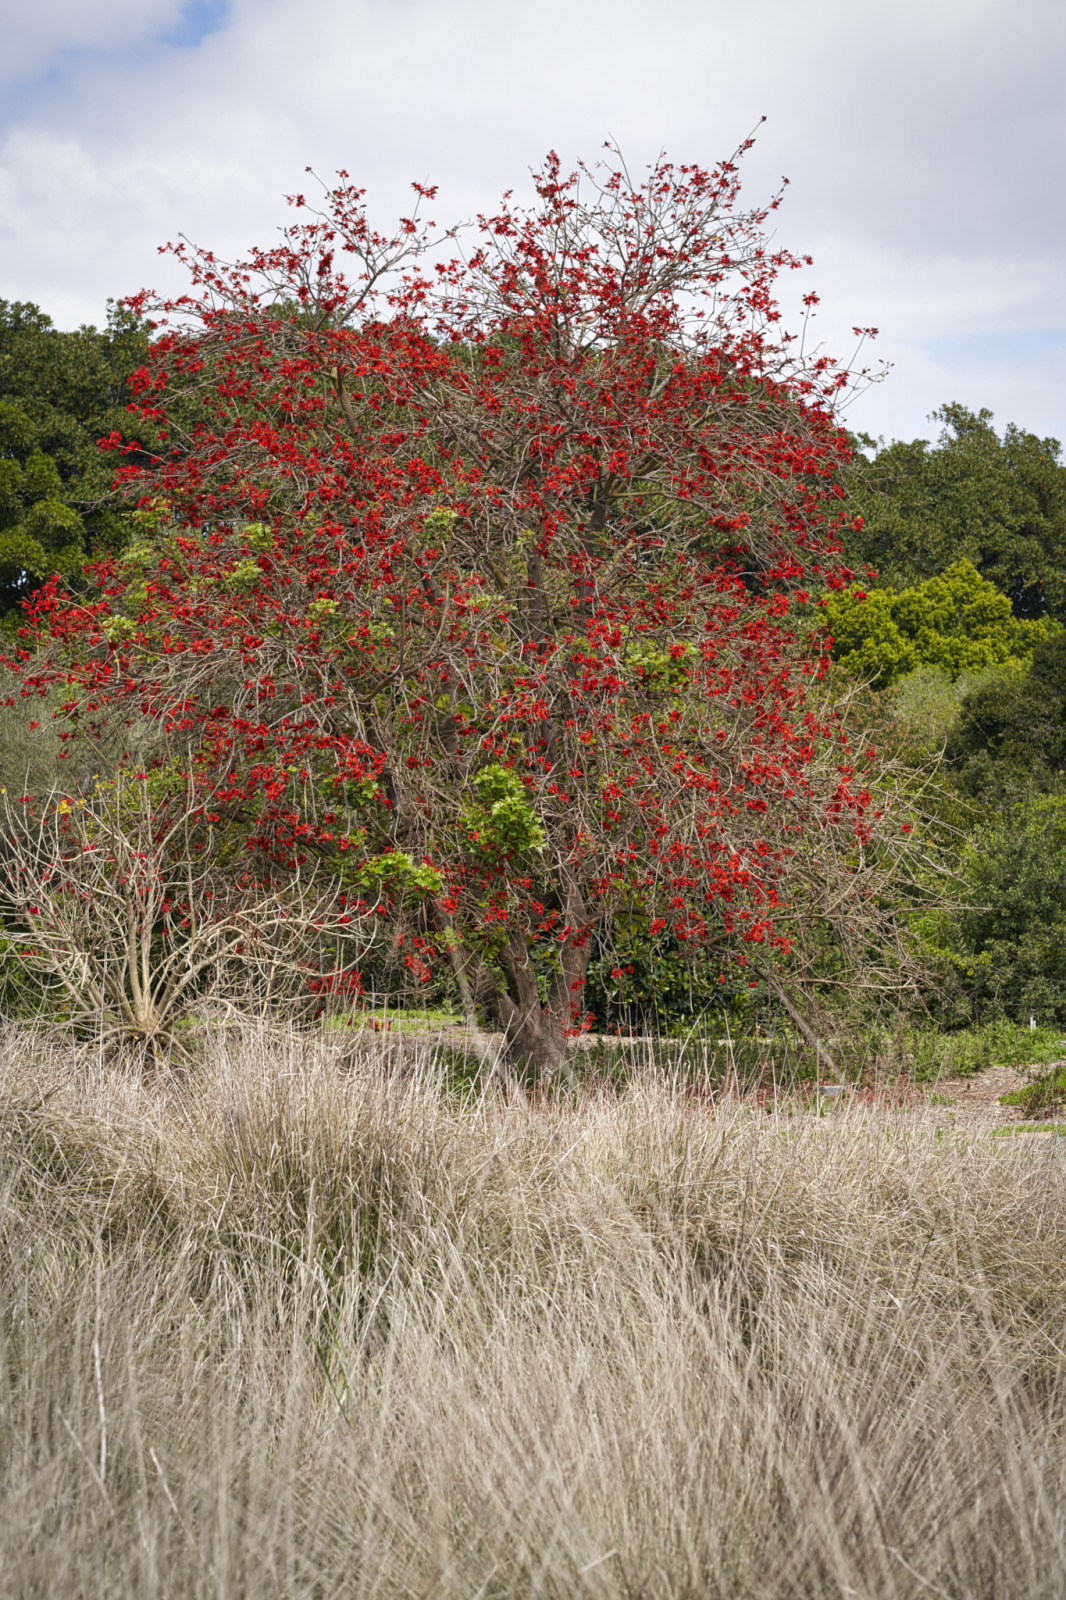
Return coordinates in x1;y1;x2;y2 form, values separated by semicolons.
943;632;1066;792
846;403;1066;618
0;299;150;619
0;399;85;613
937;792;1066;1026
820;558;1058;688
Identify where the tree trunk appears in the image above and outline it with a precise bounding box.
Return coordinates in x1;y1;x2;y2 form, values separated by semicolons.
481;890;594;1077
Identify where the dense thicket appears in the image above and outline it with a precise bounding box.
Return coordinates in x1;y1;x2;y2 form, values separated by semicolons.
0;299;150;619
846;402;1066;616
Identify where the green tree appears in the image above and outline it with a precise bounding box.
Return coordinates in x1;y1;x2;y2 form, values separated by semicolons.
820;559;1057;688
943;792;1066;1025
847;404;1066;618
946;632;1066;794
0;300;151;620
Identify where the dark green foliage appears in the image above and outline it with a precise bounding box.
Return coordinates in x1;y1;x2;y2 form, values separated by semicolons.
0;299;152;620
583;921;749;1035
847;403;1066;618
941;794;1066;1025
947;633;1066;793
0;399;85;612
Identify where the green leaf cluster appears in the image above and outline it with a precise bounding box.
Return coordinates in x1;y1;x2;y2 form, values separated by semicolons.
822;559;1057;688
356;850;443;897
461;765;546;862
624;638;693;694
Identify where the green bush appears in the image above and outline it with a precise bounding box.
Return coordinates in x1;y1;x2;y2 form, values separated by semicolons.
947;631;1066;791
927;792;1066;1025
998;1063;1066;1114
820;559;1057;689
886;661;1013;757
583;920;752;1035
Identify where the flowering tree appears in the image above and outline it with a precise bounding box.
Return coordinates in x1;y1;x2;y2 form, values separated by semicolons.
8;141;913;1072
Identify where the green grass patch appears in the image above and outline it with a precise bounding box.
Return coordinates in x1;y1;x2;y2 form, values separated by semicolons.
992;1123;1066;1137
321;1005;463;1034
870;1020;1066;1082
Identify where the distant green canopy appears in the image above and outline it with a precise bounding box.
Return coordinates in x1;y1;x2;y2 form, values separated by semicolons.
820;559;1059;688
845;402;1066;619
0;299;152;619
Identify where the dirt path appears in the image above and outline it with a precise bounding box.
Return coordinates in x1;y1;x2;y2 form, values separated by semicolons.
929;1061;1062;1133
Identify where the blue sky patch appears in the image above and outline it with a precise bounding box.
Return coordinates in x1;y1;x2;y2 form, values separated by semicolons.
162;0;230;50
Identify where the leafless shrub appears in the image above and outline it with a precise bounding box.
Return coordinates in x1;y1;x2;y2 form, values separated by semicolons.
0;778;376;1061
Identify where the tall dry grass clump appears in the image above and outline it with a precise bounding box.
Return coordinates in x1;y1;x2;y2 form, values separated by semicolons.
1;1023;1064;1598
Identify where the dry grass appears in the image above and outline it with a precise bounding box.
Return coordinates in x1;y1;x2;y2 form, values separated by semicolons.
1;1023;1064;1598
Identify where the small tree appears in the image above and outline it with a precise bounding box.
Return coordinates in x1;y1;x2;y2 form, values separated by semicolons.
10;141;919;1072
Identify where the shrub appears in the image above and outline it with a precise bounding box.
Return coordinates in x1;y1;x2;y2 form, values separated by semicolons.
933;792;1066;1025
820;558;1058;689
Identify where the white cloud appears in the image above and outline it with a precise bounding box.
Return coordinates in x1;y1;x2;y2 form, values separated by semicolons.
0;0;1063;442
0;0;187;92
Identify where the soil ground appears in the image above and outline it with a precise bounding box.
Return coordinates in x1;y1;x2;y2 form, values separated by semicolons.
920;1061;1064;1136
812;1061;1066;1143
932;1063;1043;1132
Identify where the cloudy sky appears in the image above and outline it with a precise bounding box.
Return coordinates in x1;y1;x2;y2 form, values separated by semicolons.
1;0;1063;447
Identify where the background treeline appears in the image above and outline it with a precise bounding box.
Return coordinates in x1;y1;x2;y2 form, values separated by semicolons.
0;299;154;616
831;404;1066;1032
4;299;1066;1037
